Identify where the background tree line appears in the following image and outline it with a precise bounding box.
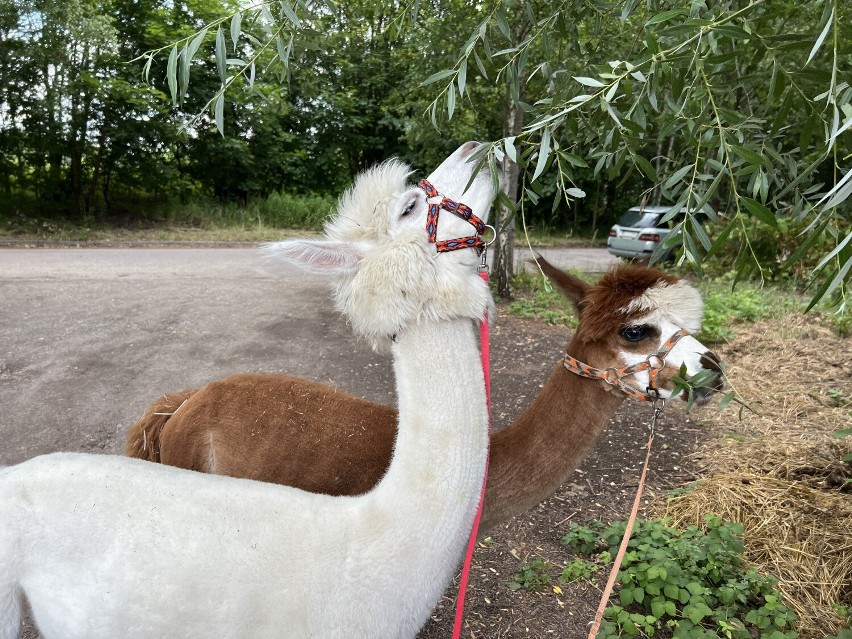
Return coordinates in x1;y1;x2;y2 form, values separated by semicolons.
1;0;850;307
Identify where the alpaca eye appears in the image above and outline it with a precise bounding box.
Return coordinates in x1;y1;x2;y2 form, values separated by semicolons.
620;325;648;342
400;200;417;218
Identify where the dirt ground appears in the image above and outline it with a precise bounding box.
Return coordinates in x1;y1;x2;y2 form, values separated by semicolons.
3;248;848;638
418;312;851;639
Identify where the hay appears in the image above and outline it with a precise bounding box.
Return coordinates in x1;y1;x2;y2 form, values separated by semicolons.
661;314;852;638
664;474;852;638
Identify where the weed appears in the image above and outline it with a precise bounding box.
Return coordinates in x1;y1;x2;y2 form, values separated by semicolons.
831;428;852;486
507;558;554;592
558;516;798;638
503;270;583;326
558;558;598;584
695;281;800;343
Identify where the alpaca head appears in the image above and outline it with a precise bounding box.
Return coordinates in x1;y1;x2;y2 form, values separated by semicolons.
538;257;724;404
266;142;495;345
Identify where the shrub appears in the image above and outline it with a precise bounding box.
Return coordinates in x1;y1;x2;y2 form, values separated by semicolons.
558;516;798;638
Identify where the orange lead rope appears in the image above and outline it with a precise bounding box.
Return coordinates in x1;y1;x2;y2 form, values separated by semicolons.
452;267;492;639
587;399;664;638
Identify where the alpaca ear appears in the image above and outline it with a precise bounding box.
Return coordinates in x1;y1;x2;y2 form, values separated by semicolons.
263;240;365;275
530;255;590;313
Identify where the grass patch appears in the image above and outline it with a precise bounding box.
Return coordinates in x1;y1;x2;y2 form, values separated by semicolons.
0;191;336;242
505;266;852;339
502;269;586;327
514;224;608;248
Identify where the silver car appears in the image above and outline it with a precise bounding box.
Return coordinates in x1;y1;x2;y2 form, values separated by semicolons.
607;205;674;261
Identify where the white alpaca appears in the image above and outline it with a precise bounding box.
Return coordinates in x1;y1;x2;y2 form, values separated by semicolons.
0;142;494;639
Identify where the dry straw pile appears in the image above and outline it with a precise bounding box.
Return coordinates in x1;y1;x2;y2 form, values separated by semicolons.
662;314;851;638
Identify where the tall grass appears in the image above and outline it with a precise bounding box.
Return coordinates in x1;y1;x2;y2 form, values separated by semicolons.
160;191;336;231
0;191;337;241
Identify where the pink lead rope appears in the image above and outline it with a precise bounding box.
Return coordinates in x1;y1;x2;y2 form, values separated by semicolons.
452;268;492;639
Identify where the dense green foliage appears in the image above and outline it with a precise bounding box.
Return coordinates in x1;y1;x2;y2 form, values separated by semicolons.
0;0;503;222
153;0;850;305
510;516;798;638
2;0;850;307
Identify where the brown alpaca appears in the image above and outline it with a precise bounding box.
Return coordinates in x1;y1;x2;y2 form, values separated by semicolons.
127;258;724;532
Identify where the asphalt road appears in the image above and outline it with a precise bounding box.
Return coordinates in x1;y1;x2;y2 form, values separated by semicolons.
0;246;617;467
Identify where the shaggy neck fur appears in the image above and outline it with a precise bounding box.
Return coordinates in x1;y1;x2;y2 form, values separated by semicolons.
370;319;488;618
483;336;624;531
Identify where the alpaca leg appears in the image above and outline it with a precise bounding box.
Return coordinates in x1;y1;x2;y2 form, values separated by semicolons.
0;583;21;639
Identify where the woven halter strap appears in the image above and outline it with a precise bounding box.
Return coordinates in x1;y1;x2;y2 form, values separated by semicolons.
417;178;488;254
562;329;690;401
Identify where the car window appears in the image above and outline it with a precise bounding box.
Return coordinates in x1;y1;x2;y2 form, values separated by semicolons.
616;210;662;228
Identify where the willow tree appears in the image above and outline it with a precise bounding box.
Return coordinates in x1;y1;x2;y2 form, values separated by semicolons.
150;0;850;309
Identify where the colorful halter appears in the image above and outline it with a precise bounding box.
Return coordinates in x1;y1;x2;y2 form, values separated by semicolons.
417;178;489;254
562;329;690;401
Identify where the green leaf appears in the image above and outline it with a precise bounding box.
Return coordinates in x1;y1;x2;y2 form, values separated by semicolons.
741;197;778;229
807;254;852;311
457;60;467;97
780;216;832;270
645;9;685;26
663;164;694;189
692;218;712;251
166;45;178;105
604;81;619;103
532;127;551;182
179;43;189;101
634;155;657;181
573;76;605;88
817;168;852;210
472;49;488;79
683;601;713;624
421;69;455;86
187;27;208;62
142;52;153;83
730;145;765;167
280;1;301;27
495;10;510;39
504;136;517;163
276;35;291;77
447;83;456;119
230;12;241;52
807;7;833;65
719;391;737;411
215;26;226;83
213;93;224;137
813;230;852;273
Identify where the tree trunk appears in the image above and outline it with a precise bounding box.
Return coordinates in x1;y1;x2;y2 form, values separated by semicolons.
493;80;524;299
86;128;107;215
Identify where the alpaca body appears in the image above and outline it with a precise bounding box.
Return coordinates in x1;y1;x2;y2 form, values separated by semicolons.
0;319;486;639
0;143;496;638
128;260;725;534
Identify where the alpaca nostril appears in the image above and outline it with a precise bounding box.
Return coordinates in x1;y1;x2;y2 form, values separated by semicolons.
699;350;726;393
700;351;722;373
459;141;482;158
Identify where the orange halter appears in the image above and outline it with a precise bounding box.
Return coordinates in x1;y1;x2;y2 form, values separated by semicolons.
562;329;690;401
417;178;489;254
